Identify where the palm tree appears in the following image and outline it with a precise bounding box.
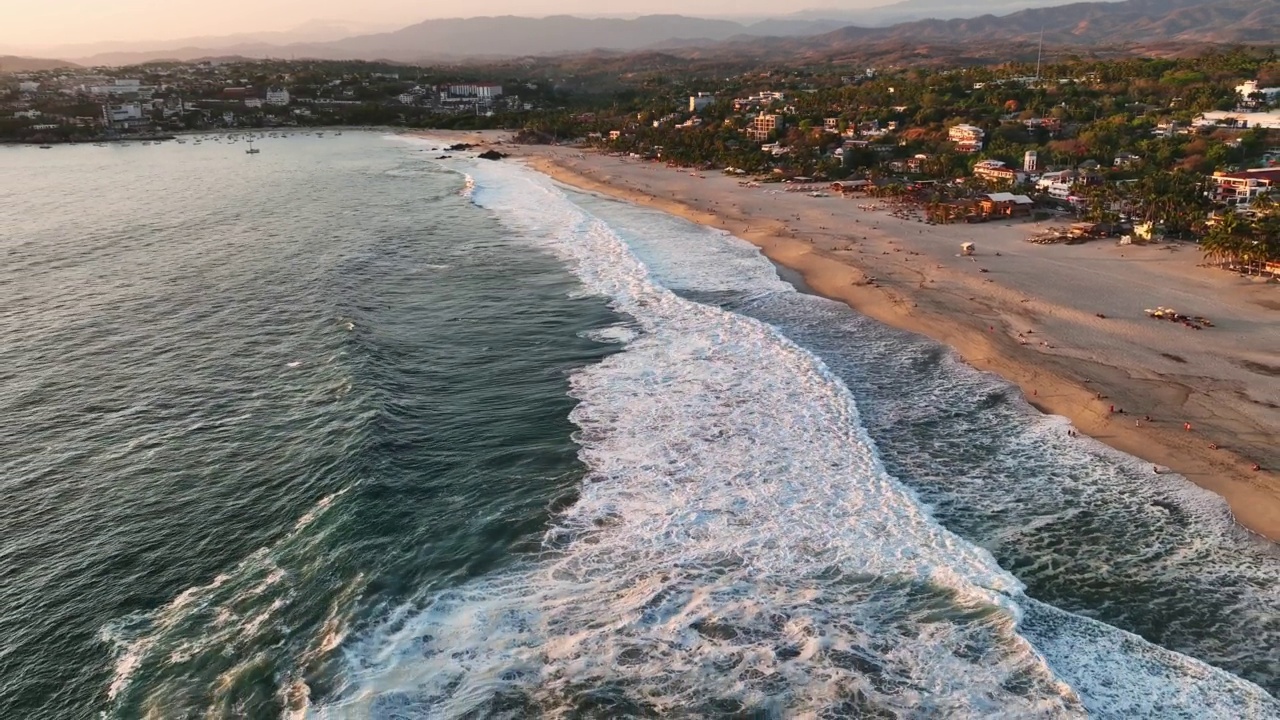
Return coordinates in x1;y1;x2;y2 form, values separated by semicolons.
1202;212;1249;269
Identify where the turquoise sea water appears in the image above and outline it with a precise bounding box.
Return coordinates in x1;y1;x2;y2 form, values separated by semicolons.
0;133;1276;718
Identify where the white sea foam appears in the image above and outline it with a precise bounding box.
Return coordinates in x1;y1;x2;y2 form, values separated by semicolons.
319;140;1279;718
100;487;354;712
316;150;1092;717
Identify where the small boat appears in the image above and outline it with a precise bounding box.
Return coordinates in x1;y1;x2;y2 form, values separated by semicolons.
38;144;53;149
245;140;260;154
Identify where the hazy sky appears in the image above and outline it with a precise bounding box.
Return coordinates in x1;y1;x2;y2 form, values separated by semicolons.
4;0;886;51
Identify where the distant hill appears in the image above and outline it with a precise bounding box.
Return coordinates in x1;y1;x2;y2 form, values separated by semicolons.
48;0;1280;67
0;55;79;72
784;0;1125;26
762;0;1280;49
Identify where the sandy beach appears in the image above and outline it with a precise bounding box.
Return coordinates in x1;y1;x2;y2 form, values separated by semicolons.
421;131;1280;542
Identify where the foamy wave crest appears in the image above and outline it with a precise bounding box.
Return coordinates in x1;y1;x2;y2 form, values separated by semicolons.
100;487;358;717
315;158;1095;717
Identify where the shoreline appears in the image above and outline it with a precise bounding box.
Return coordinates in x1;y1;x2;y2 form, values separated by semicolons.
418;131;1280;543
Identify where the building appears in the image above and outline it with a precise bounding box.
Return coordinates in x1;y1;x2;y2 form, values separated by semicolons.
1022;117;1061;134
1210;168;1280;207
1036;170;1078;201
973;160;1026;186
102;102;143;125
1035;169;1101;202
1236;80;1280;106
244;97;264;108
18;81;40;93
1023;150;1038;173
746;114;782;142
732;91;785;111
906;154;930;174
265;87;290;105
13;109;41;119
981;192;1035;217
1114;152;1141;168
689;93;716;112
824;118;840;132
448;83;503;99
948;124;985;153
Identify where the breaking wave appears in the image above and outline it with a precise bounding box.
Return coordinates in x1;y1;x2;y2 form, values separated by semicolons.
314;147;1278;718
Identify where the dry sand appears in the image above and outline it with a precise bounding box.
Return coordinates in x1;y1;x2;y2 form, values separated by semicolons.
418;131;1280;542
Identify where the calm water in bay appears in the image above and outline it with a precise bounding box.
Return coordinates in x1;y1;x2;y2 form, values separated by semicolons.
0;133;1276;719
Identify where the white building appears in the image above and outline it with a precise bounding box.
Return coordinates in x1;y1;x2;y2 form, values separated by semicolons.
948;124;985;153
18;81;40;93
244;97;264;108
1210;168;1280;206
689;93;716;112
1036;170;1078;201
1023;150;1038;173
13;109;42;119
265;87;290;105
1236;80;1280;105
448;84;503;99
103;102;143;124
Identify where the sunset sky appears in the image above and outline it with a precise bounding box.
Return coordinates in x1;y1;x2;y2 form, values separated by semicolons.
4;0;888;51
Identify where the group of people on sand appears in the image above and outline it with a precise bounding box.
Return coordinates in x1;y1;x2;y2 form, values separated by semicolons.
1069;408;1267;475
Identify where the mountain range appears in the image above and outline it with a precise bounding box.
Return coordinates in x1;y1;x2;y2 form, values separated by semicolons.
3;0;1274;68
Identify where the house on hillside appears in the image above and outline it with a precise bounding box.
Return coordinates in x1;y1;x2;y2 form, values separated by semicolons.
1113;152;1142;168
1210;167;1280;207
746;114;783;142
948;124;985;153
973;159;1026;185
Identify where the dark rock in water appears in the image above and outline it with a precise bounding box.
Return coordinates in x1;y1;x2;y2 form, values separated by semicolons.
436;155;452;159
446;143;475;151
477;150;507;161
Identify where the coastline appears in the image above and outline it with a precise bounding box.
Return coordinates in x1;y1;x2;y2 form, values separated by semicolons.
419;131;1280;543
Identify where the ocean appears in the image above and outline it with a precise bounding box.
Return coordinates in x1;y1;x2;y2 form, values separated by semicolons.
0;132;1276;719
